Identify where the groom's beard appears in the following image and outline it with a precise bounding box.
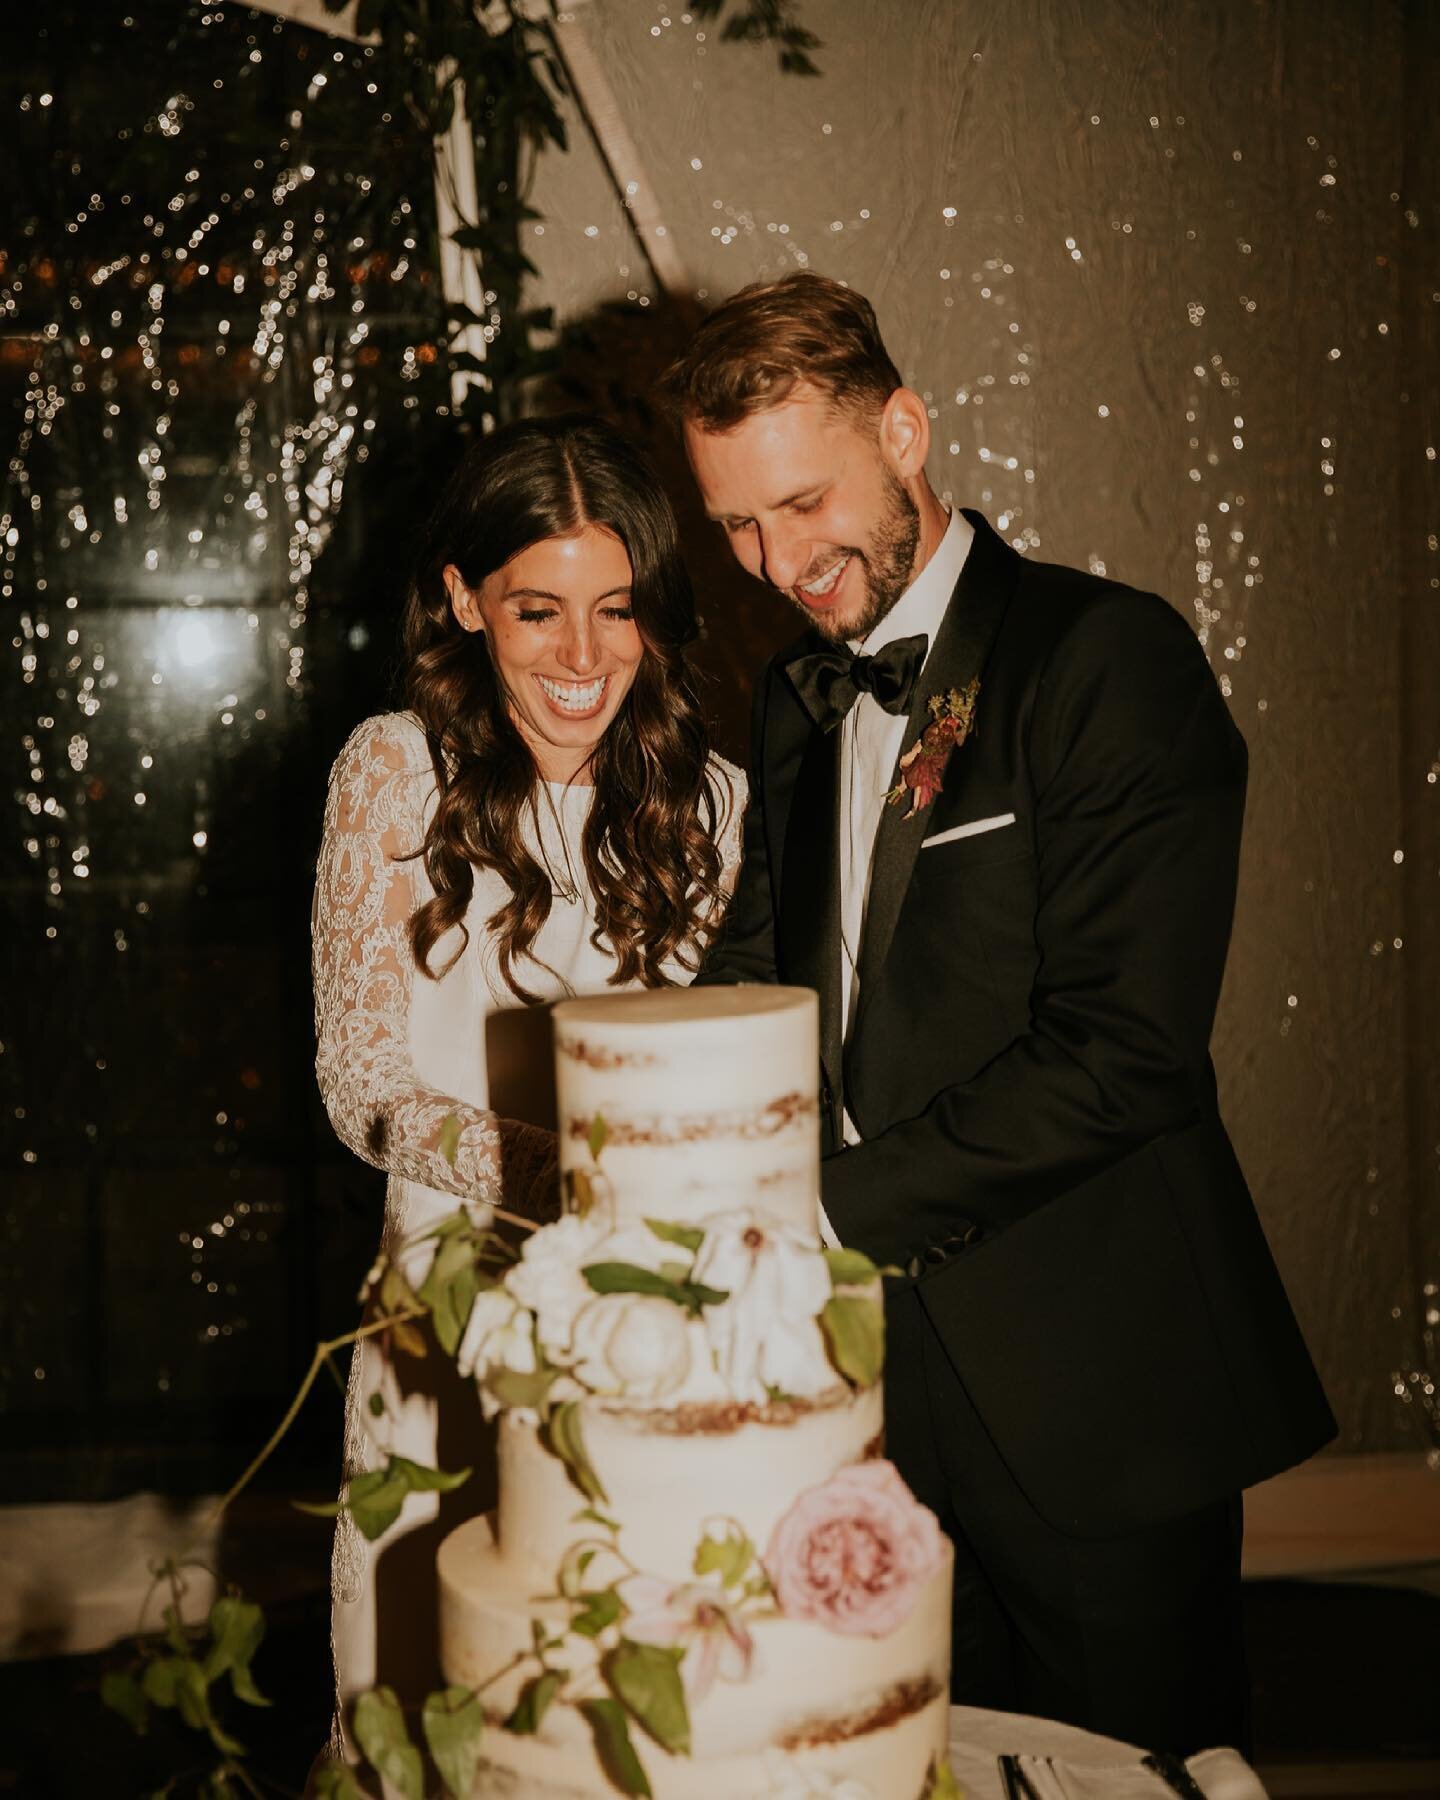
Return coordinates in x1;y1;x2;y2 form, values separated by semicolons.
785;470;921;645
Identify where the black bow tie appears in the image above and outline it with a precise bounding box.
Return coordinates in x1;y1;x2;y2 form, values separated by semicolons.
787;634;929;732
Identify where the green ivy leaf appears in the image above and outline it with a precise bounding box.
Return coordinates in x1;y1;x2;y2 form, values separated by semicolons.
505;1668;563;1734
580;1697;652;1797
693;1527;753;1590
353;1687;424;1800
587;1111;608;1161
160;1601;189;1656
367;1390;386;1418
421;1686;485;1800
343;1467;412;1541
203;1595;270;1707
438;1112;463;1169
604;1641;691;1757
140;1654;185;1710
100;1668;149;1735
819;1293;885;1388
546;1399;608;1504
643;1218;704;1254
389;1454;472;1495
379;1262;424;1320
312;1764;368;1800
570;1587;622;1639
420;1232;481;1357
823;1246;881;1287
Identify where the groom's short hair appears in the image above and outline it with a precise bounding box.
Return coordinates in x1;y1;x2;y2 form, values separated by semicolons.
659;271;902;433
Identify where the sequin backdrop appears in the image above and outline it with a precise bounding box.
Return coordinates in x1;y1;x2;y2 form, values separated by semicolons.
2;0;1435;1485
526;0;1439;1453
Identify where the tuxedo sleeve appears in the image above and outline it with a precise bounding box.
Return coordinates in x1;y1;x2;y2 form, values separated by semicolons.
821;590;1247;1266
695;662;781;986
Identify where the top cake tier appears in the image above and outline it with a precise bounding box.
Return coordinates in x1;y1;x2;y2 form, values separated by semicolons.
552;986;819;1236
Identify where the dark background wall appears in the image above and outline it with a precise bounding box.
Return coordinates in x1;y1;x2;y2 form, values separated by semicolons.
1;0;1436;1514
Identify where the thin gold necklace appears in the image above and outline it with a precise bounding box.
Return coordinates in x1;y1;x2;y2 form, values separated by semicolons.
535;779;583;904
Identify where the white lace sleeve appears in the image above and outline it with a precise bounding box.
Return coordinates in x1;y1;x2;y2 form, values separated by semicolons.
311;714;505;1202
709;753;749;898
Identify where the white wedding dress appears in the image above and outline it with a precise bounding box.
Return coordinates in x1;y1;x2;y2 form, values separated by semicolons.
311;709;744;1749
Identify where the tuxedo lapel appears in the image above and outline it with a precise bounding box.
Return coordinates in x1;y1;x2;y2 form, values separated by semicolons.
856;512;1021;1009
778;715;844;1125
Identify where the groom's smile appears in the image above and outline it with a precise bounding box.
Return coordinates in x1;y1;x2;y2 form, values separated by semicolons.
684;381;936;644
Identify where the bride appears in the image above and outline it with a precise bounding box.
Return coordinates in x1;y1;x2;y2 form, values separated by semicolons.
310;413;744;1745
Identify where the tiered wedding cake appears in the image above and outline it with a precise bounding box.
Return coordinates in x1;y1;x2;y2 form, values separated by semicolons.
437;987;953;1798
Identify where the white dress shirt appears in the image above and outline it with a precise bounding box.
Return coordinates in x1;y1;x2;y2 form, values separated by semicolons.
817;506;972;1245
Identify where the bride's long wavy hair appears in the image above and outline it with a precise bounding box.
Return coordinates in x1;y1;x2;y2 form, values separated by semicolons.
400;414;726;1002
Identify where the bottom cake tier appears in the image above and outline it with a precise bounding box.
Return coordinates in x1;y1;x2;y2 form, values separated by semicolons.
438;1514;953;1798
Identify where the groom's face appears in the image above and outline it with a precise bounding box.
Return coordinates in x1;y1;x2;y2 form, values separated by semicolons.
685;384;920;644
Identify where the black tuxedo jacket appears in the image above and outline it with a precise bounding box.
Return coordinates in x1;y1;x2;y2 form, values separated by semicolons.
700;512;1335;1537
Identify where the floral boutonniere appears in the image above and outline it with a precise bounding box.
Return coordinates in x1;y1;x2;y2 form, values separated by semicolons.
884;678;980;818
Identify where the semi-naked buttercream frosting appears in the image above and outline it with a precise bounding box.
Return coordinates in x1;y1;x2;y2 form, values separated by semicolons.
435;986;953;1799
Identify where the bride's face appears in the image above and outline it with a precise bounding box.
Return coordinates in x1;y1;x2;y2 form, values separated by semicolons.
444;524;645;784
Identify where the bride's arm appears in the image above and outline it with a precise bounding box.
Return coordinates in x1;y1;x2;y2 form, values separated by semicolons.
311;715;553;1208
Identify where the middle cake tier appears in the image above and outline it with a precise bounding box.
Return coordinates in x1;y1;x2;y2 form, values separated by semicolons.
494;1383;884;1589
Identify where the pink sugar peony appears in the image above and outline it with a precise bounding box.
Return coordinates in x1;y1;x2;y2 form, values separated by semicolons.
763;1460;947;1637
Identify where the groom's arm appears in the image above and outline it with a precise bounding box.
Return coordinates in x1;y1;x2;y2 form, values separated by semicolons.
696;662;781;986
822;590;1247;1269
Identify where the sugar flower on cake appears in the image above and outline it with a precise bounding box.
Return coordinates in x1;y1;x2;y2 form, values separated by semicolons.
503;1210;610;1358
570;1292;693;1401
763;1460;948;1637
616;1573;755;1701
455;1287;537;1419
761;1758;876;1800
692;1209;835;1404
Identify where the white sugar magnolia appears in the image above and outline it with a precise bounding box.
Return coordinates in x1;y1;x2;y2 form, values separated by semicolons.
570;1292;693;1400
503;1210;610;1357
455;1287;537;1419
692;1208;836;1405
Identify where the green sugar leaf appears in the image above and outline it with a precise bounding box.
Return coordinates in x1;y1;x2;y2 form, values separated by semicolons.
437;1112;463;1169
546;1399;608;1505
604;1641;691;1757
421;1685;485;1800
643;1217;704;1253
582;1261;687;1302
484;1363;559;1416
505;1669;563;1734
420;1233;482;1358
587;1111;608;1161
353;1686;424;1800
819;1293;885;1389
692;1527;754;1590
823;1246;881;1287
580;1697;652;1797
570;1587;622;1639
927;1757;963;1800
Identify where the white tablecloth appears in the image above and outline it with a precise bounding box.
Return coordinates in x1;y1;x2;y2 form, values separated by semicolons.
946;1707;1268;1799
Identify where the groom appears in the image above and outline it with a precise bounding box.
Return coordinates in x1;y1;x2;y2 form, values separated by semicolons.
664;272;1335;1755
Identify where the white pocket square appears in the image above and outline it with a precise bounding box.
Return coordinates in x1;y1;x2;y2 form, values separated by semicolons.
921;811;1017;850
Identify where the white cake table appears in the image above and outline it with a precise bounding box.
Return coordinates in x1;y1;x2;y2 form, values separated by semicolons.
945;1707;1268;1799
